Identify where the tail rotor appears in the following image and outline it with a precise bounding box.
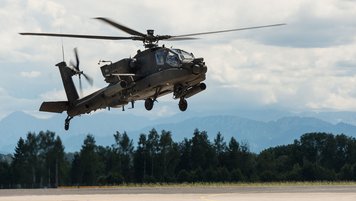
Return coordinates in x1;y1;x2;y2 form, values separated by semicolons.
68;48;93;96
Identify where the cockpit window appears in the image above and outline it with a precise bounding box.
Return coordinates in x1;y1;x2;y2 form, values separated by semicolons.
171;49;195;62
166;51;180;67
165;48;194;67
155;50;165;65
180;50;195;61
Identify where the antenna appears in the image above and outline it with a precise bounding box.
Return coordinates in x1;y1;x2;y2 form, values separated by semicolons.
59;27;65;62
61;37;65;62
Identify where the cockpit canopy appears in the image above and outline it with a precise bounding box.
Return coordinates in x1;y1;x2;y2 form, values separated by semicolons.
171;48;195;61
155;48;195;67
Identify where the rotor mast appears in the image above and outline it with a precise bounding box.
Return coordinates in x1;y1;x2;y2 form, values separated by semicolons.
144;30;158;48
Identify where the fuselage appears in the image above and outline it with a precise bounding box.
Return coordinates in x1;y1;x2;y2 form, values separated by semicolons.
66;46;207;116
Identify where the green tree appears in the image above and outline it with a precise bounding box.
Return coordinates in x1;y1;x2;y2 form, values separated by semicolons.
300;133;335;168
33;131;68;187
177;138;192;172
158;130;179;182
38;131;56;187
0;160;11;188
191;129;217;173
226;137;240;171
12;137;28;187
113;131;134;182
12;132;67;188
133;134;147;182
334;134;355;172
25;133;39;187
257;148;277;181
70;153;81;185
53;136;67;186
214;132;227;167
147;129;159;180
78;134;100;185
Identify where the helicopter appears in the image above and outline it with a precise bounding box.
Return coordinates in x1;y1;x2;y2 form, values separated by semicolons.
20;17;285;130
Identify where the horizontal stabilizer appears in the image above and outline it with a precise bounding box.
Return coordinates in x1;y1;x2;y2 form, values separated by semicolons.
39;101;69;113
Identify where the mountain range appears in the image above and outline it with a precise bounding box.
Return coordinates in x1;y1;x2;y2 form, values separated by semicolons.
1;110;356;153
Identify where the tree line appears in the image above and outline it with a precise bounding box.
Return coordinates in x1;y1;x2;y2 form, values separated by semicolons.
1;129;356;188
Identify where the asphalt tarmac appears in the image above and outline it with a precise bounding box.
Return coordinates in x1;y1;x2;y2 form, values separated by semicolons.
0;185;356;201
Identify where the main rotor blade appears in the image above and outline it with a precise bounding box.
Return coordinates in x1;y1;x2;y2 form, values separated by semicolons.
172;23;286;38
155;35;198;41
94;17;146;37
164;37;199;41
20;32;134;40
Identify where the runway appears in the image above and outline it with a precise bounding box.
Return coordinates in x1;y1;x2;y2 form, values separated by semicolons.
1;185;356;201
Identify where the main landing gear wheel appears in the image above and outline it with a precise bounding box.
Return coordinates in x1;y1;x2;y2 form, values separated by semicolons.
145;98;154;111
64;116;73;131
179;98;188;111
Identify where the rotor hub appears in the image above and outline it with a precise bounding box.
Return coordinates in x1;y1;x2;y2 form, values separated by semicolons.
143;30;158;48
147;29;154;36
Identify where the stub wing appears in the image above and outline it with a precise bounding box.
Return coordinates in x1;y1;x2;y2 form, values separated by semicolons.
39;101;69;113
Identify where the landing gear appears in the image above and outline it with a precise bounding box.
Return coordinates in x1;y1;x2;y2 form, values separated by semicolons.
64;123;69;130
64;116;73;131
145;98;154;111
178;98;188;111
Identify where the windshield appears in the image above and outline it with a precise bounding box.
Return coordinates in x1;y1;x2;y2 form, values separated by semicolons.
166;51;180;67
171;49;195;62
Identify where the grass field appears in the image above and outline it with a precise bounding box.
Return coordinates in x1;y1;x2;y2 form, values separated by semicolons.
58;181;356;189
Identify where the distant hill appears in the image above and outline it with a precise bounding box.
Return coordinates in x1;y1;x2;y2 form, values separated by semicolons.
135;115;356;151
0;111;154;153
1;111;356;153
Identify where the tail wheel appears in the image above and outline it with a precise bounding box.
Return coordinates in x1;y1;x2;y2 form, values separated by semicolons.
179;98;188;111
145;98;154;111
64;116;73;131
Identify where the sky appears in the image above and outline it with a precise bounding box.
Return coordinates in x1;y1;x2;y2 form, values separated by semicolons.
1;0;356;120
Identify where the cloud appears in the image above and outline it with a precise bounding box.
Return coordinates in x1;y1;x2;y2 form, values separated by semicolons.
199;34;356;111
1;0;356;120
249;0;356;48
20;71;41;78
39;89;67;101
0;87;39;119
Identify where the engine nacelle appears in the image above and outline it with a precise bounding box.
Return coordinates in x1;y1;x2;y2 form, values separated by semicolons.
100;58;136;83
104;81;128;97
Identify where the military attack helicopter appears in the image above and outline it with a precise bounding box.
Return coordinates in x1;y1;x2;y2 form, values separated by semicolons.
20;17;285;130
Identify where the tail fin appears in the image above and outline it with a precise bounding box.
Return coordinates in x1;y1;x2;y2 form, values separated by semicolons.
56;61;79;102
